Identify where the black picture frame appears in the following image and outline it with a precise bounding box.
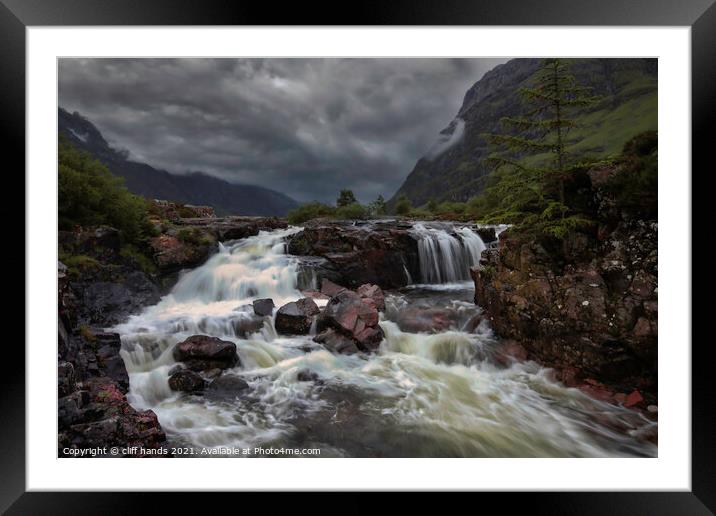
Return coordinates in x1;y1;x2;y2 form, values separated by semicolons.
2;0;712;512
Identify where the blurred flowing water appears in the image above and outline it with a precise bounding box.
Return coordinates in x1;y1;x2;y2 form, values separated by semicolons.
114;225;657;457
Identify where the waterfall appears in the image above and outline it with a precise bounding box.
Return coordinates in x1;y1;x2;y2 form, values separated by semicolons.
411;223;486;284
111;225;656;458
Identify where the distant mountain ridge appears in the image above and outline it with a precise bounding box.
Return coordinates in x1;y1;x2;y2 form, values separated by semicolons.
390;58;658;207
58;108;298;216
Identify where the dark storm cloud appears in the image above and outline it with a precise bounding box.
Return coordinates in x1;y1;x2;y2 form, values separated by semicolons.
58;58;507;203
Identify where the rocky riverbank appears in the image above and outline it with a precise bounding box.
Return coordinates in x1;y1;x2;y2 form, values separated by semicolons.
58;202;657;455
57;208;291;456
471;167;658;409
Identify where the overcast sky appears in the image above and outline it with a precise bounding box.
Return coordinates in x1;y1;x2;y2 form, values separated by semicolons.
59;58;507;203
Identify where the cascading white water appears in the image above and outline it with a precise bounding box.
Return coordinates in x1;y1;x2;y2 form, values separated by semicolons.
113;225;656;458
411;223;486;284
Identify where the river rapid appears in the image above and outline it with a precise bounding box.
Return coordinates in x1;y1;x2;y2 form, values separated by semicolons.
113;223;657;457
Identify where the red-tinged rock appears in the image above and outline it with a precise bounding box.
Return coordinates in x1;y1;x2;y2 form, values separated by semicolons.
318;290;384;352
356;283;386;312
613;392;627;404
493;339;529;366
578;380;614;402
624;390;644;407
320;278;347;297
558;366;581;387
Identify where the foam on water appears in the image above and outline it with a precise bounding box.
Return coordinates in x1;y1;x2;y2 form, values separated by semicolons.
113;224;656;457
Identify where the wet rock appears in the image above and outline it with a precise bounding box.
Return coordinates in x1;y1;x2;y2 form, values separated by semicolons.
624;390;645;408
396;307;458;333
287;221;420;289
58;377;166;456
168;370;205;392
492;339;529;366
149;233;215;274
173;335;239;371
314;328;360;355
296;369;322;382
233;313;266;338
80;271;161;327
168;364;186;376
321;279;347;297
94;332;129;393
472;218;657;394
318;290;384;352
252;298;275;317
462;313;483;333
475;226;497;243
206;374;250;399
275;298;320;335
356;283;386;312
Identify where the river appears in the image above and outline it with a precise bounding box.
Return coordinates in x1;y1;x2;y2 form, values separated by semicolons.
113;223;656;457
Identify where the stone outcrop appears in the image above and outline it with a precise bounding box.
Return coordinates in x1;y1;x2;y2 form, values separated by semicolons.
275;298;320;335
58;264;167;456
173;335;239;371
59;227;160;327
177;216;288;242
472;219;657;398
287;221;420;289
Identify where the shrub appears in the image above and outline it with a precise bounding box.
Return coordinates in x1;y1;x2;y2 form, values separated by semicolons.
395;194;412;216
287;202;336;225
120;244;158;275
176;227;214;247
58;138;152;244
59;253;101;278
335;203;368;220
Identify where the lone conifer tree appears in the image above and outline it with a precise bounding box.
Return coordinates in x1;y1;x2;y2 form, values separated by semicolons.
336;189;357;207
484;59;599;233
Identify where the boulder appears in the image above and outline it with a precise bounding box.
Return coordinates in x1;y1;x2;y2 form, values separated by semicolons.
58;377;166;456
275;298;320;335
318;290;384;352
395;307;457;333
207;374;250;394
168;370;205;392
173;335;239;371
471;218;658;396
287;222;420;289
252;298;275;317
233;312;266;338
356;283;386;312
314;328;360;355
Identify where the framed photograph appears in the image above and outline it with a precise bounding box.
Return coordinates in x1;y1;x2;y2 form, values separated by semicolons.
4;0;711;511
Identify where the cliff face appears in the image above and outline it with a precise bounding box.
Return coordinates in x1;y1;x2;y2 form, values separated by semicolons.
58;108;299;217
390;58;657;207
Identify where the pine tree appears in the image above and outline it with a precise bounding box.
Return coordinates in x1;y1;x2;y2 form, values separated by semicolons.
336;189;357;207
482;59;599;235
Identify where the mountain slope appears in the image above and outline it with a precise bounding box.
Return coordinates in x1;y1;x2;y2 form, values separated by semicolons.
389;58;657;207
58;108;298;216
